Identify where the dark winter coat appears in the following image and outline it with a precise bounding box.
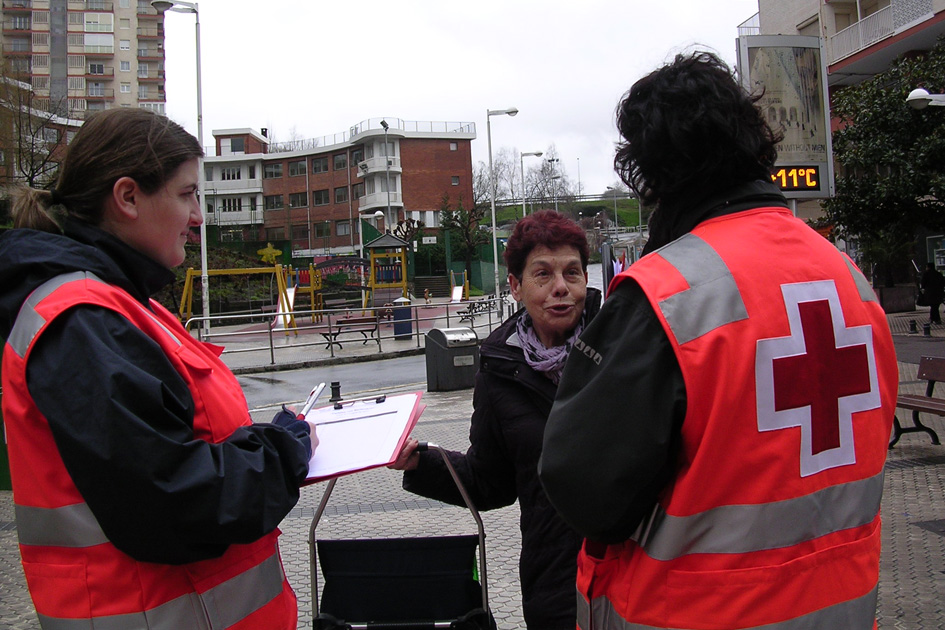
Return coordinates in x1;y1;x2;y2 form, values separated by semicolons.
403;287;601;629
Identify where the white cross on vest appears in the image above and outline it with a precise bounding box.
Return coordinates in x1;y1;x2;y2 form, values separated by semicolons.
756;280;881;477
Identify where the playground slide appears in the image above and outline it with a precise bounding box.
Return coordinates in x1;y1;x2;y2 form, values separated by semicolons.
271;286;297;331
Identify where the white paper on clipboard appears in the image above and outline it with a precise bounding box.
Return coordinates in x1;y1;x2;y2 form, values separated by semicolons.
303;391;424;484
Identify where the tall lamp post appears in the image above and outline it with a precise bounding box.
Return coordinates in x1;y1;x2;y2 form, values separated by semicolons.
519;151;542;217
547;157;560;212
487;107;518;302
380;119;392;230
605;186;620;238
152;0;208;333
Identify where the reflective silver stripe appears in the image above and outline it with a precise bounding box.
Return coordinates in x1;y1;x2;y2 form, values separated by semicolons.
7;271;181;359
636;472;883;562
577;590;590;630
35;549;284;630
15;502;108;548
655;234;748;345
845;257;877;304
8;271;90;358
39;593;210;630
203;549;285;628
585;585;876;629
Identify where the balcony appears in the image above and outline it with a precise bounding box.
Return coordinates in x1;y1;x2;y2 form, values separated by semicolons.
86;66;115;78
137;26;162;39
86;87;115;100
85;0;113;9
829;0;933;64
357;155;402;176
84;45;115;56
3;19;31;32
206;178;262;194
137;47;164;60
2;1;33;10
3;42;31;55
358;191;403;212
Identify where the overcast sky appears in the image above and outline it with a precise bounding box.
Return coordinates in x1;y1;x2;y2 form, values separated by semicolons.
160;0;760;197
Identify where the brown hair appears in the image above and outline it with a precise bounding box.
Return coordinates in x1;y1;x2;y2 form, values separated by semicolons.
503;210;590;279
10;108;203;232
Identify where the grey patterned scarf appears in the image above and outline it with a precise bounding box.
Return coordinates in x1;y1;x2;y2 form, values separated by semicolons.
514;309;586;384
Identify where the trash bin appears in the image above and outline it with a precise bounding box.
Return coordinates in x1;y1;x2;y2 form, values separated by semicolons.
425;328;479;392
393;297;412;340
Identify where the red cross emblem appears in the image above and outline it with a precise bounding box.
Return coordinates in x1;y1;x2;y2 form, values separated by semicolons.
756;281;880;477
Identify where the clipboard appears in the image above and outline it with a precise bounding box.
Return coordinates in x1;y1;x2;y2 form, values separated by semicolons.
303;391;424;484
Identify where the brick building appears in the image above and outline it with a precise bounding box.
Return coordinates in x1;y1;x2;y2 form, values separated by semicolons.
204;117;476;257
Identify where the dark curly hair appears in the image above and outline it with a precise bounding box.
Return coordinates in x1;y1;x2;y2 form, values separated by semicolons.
504;210;589;279
614;51;782;210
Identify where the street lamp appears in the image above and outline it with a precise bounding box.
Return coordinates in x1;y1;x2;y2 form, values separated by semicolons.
605;186;620;237
907;87;945;109
519;151;542;218
547;158;560;212
487;107;518;302
380;119;392;229
152;0;208;333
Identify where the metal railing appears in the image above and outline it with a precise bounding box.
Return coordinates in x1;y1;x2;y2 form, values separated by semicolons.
182;297;513;370
830;6;894;63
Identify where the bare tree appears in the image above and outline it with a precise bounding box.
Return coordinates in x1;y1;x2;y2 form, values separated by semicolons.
0;61;70;193
439;192;489;286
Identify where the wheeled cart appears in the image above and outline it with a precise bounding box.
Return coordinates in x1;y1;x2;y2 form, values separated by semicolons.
309;442;496;630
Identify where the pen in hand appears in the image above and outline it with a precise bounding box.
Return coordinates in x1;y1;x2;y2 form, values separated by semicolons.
298;382;326;420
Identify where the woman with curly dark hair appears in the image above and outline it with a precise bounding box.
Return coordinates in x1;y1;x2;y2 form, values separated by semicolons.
541;52;898;629
391;210;602;629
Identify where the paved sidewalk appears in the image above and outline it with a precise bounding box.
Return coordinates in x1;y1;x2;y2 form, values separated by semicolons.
3;310;945;628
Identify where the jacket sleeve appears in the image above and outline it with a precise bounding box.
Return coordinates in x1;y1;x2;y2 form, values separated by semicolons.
26;306;311;565
403;371;518;511
539;279;685;543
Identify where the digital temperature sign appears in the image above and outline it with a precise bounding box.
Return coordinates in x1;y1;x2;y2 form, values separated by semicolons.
771;166;820;192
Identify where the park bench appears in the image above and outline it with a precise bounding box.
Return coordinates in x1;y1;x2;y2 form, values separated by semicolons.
890;355;945;448
319;315;380;350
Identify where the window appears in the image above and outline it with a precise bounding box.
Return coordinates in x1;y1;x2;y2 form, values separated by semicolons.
352;182;365;198
311;156;329;173
120;39;130;51
288;160;305;177
264;195;283;210
292;225;308;241
451;176;460;186
289;192;308;208
337;221;351;236
88;82;104;96
138;85;149;99
221;198;242;212
89;63;104;75
120;0;130;7
248;164;255;179
221;167;240;181
11;15;30;30
231;138;245;153
450;142;458;151
314;223;331;238
204;166;213;182
120;82;131;93
44;128;59;143
333;154;347;170
263;163;283;179
312;189;330;205
138;63;149;78
220;228;242;243
266;228;284;241
351;147;364;164
120;18;130;29
334;187;348;204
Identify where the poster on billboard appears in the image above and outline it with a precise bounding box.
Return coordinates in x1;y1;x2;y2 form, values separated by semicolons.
737;35;834;200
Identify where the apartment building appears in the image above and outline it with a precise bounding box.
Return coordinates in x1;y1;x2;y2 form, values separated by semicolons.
750;0;945;88
1;0;166;120
204;118;476;258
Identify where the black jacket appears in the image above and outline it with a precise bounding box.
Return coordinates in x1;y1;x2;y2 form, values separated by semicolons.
0;220;310;564
403;287;601;630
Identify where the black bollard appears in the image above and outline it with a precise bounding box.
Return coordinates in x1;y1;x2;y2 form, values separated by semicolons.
924;322;932;337
910;319;918;334
329;381;342;402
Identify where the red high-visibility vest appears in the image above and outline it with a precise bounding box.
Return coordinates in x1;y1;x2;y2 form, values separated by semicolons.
579;207;897;630
2;271;298;629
